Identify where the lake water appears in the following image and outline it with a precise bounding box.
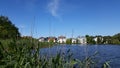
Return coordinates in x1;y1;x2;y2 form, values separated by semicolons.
40;44;120;68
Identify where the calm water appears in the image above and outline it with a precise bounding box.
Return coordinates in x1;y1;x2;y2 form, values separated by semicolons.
40;45;120;68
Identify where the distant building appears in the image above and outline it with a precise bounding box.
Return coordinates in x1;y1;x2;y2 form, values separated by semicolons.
71;38;77;44
94;37;97;42
58;36;66;43
39;37;57;43
93;36;103;44
77;36;87;44
39;37;45;42
47;37;57;43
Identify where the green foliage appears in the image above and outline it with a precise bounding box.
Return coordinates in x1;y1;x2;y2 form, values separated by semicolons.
66;39;72;44
0;16;20;39
86;35;96;44
39;42;55;48
102;61;111;68
103;36;112;44
0;39;38;68
49;39;54;44
112;33;120;44
86;33;120;45
95;36;103;44
114;33;120;41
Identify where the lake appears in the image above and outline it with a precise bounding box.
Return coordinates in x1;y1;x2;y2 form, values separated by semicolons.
40;44;120;68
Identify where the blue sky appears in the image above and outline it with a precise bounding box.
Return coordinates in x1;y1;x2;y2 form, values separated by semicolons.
0;0;120;38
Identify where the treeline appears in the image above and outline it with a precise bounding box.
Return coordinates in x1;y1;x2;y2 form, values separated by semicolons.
86;33;120;45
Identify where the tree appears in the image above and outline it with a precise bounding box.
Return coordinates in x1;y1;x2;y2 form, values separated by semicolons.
102;36;112;44
111;33;120;44
66;39;72;44
0;16;20;39
96;36;103;44
76;39;79;44
85;35;95;44
49;39;54;43
113;33;120;41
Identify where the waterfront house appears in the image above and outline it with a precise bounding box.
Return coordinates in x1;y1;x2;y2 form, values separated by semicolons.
77;36;87;44
47;37;57;43
58;36;66;44
39;37;45;42
71;38;77;44
94;36;103;44
94;37;97;42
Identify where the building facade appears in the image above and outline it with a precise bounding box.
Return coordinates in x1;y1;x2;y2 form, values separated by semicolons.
39;37;45;42
72;38;77;44
58;36;66;44
77;36;87;44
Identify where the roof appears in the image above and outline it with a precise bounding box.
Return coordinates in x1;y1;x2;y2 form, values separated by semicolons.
39;37;45;39
58;36;66;39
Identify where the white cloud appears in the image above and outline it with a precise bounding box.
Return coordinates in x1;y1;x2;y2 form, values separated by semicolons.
48;0;60;17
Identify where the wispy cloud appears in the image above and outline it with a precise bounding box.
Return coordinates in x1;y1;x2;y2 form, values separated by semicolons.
48;0;60;17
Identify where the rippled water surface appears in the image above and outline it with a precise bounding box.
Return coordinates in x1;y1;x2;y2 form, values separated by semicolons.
40;45;120;68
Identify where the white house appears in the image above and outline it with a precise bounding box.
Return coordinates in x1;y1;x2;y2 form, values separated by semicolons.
77;36;87;44
39;37;57;43
94;37;97;42
93;36;103;44
72;38;77;44
47;37;57;43
39;37;45;42
58;36;66;44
